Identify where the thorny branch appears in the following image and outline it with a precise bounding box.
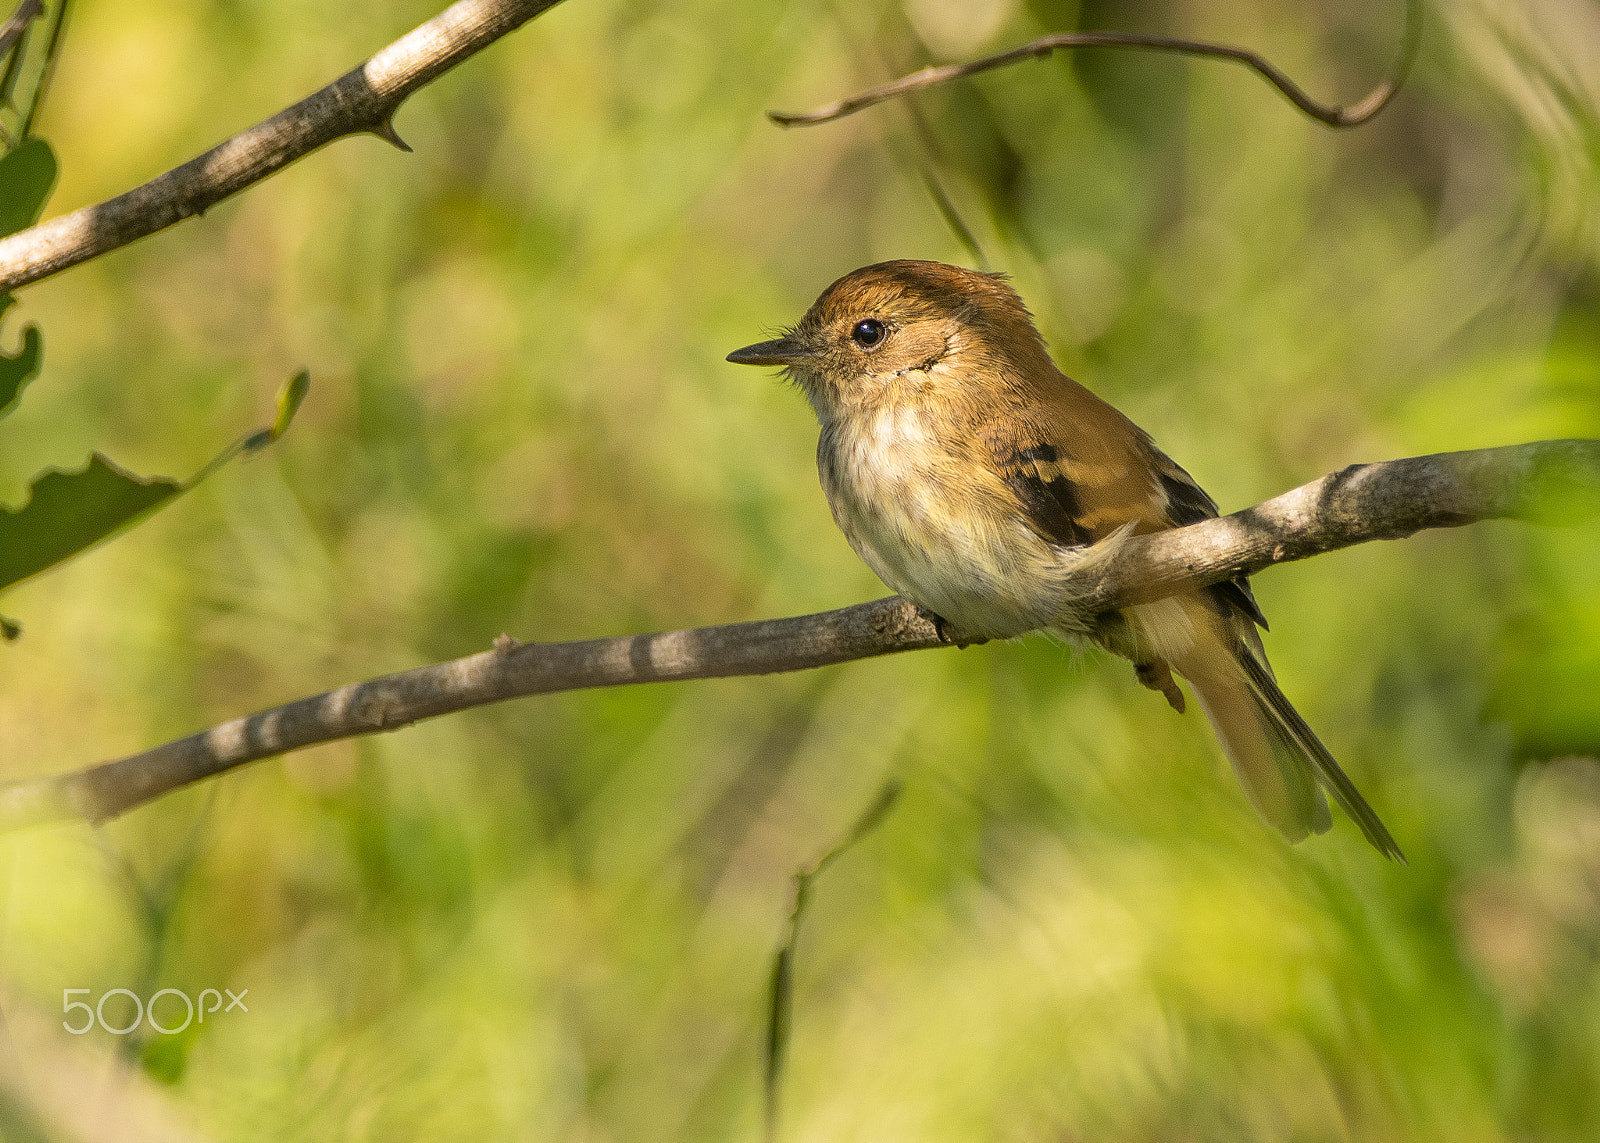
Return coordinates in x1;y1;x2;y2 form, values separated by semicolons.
0;0;567;294
2;439;1595;831
770;0;1421;128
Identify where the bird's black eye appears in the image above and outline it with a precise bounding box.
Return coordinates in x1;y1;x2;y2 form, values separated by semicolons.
850;318;886;348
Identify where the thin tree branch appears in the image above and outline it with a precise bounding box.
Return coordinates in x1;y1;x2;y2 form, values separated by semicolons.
0;0;567;294
769;0;1421;128
0;0;44;120
1075;438;1600;613
17;0;68;140
0;0;41;61
765;778;902;1142
2;439;1595;831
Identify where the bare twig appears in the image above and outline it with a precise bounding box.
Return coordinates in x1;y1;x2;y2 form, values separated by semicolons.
765;780;902;1142
0;0;42;63
17;0;68;140
0;0;567;294
1;439;1595;831
770;0;1421;128
0;0;44;126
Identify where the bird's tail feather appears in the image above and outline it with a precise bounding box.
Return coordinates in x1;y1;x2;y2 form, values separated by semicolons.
1182;641;1404;862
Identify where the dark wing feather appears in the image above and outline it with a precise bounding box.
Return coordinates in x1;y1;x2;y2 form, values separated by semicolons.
997;444;1093;548
1155;459;1269;631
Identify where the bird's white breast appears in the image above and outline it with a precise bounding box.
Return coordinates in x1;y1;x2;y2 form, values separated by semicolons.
817;402;1075;639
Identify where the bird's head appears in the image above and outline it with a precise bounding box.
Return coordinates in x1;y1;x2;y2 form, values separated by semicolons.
727;260;1051;420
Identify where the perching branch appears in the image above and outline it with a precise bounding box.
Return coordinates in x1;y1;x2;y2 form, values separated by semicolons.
0;0;567;295
769;0;1421;128
2;439;1595;831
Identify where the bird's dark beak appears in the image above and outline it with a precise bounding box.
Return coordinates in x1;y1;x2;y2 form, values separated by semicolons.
726;336;811;366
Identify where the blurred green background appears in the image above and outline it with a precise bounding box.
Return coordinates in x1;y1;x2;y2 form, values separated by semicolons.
2;0;1599;1138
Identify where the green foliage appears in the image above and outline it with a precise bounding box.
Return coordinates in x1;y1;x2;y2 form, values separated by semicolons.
0;13;304;634
0;297;42;415
0;137;56;236
0;1;1597;1140
0;370;307;638
0;453;179;593
0;137;54;420
267;367;309;445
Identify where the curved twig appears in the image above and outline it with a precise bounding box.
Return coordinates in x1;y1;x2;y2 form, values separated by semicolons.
0;0;567;295
1;439;1594;831
0;0;43;60
18;0;70;140
770;0;1421;128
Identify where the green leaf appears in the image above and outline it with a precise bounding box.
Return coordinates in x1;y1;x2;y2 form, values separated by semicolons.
0;295;42;418
270;369;310;442
234;368;310;458
0;453;179;591
0;371;310;600
0;137;57;237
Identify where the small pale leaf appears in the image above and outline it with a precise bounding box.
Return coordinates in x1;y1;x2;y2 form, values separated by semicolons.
270;369;309;442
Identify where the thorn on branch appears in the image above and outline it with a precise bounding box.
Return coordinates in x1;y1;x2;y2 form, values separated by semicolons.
0;0;569;294
370;116;412;153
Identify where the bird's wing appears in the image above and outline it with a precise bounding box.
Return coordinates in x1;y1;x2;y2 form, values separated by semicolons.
987;373;1267;630
988;401;1170;546
993;442;1096;548
987;374;1397;855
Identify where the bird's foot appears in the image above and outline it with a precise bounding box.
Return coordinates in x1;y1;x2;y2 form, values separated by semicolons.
916;606;986;648
1135;660;1186;714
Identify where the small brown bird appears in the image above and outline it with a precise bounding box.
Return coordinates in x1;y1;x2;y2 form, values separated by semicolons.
728;259;1401;859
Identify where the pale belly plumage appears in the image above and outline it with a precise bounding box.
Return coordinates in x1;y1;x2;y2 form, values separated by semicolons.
817;405;1090;640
